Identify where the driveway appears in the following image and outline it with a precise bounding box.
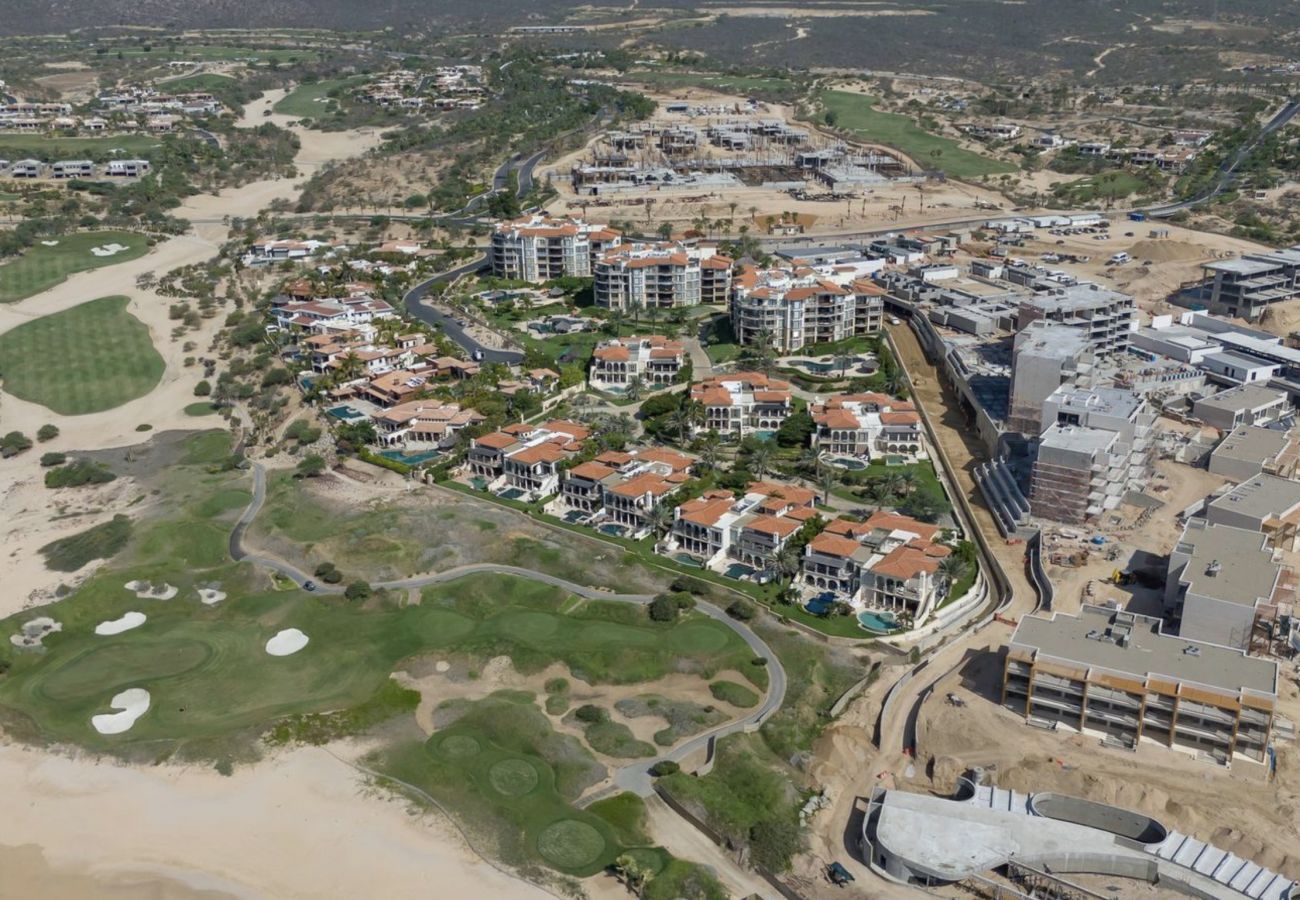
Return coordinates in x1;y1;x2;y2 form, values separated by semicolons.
401;257;525;365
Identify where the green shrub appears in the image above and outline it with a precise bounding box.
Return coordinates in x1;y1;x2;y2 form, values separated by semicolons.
648;594;680;622
1;431;32;457
36;424;59;442
39;514;131;571
344;580;371;601
574;704;608;724
194;380;212;397
39;452;67;467
44;459;116;488
726;599;756;621
649;760;680;777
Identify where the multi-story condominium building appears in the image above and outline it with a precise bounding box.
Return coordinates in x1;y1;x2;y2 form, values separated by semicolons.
552;447;693;536
1208;425;1300;483
1192;384;1289;432
1028;386;1155;524
589;335;685;391
730;266;885;353
467;420;590;499
489;215;622;282
1007;321;1094;436
1003;604;1278;763
1187;248;1300;322
801;512;951;619
593;243;732;310
1016;284;1135;358
690;372;793;438
665;482;817;575
1164;518;1287;653
810;392;924;462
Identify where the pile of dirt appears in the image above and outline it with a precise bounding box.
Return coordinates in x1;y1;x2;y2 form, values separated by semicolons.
1127;239;1211;263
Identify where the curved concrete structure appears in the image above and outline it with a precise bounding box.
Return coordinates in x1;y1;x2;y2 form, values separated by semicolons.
1028;792;1167;846
862;783;1293;900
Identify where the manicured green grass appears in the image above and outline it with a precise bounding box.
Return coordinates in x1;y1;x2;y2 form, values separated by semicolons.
0;135;160;161
160;73;239;93
705;341;742;364
820;90;1017;180
0;295;164;415
0;232;151;302
274;78;355;118
376;692;636;876
1051;171;1150;205
184;402;220;417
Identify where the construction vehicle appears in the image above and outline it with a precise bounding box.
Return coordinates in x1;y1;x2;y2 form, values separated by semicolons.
1110;569;1135;586
828;862;856;886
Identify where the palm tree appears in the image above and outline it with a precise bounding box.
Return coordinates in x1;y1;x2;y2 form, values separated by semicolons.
884;370;907;397
774;542;802;582
697;431;722;472
337;351;364;382
884;472;907;499
748;440;775;480
625;376;645;401
819;467;837;506
938;555;970;596
898;469;919;495
645;503;672;542
672;399;703;445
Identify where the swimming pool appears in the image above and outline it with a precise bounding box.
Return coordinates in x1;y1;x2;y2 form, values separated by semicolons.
671;552;703;568
804;596;835;617
752;430;777;442
599;523;627;537
724;562;757;580
327;405;366;421
470;477;489;491
828;456;867;470
563;510;587;524
499;487;528;501
379;449;440;466
858;610;901;633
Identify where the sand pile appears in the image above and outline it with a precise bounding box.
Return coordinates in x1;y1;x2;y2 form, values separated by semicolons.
91;688;150;735
125;581;178;600
1127;239;1211;263
9;617;61;649
94;612;146;635
266;628;309;657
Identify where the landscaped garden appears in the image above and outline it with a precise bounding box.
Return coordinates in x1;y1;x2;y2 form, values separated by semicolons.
0;231;151;302
0;295;164;414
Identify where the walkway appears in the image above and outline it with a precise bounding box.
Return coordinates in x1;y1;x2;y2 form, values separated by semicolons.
229;463;787;799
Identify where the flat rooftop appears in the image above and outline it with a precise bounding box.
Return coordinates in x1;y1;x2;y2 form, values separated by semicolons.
1015;322;1091;360
1195;383;1287;414
1011;605;1277;695
1038;422;1117;454
1174;519;1279;610
1049;384;1144;420
1212;425;1290;465
1208;472;1300;520
1022;283;1132;314
1205;257;1281;277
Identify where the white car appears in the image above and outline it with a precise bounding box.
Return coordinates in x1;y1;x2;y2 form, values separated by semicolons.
888;316;902;326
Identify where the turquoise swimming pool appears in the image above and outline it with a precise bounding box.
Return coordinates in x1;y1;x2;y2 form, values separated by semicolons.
379;448;440;466
858;610;901;633
327;405;365;421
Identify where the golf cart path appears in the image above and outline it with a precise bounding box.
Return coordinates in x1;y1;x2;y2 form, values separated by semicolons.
231;463;787;800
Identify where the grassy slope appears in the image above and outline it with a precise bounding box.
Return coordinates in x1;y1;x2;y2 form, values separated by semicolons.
0;134;160;161
0;295;164;414
820;90;1016;180
0;231;150;302
274;78;353;117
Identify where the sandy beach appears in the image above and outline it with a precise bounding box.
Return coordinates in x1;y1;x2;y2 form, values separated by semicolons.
0;742;550;900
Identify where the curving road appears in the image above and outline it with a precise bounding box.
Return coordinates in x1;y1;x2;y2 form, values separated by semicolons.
401;256;525;364
1143;96;1300;218
230;463;786;797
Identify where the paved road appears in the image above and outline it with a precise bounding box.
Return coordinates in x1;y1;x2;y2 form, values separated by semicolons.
401;256;525;365
1143;96;1300;218
230;463;787;798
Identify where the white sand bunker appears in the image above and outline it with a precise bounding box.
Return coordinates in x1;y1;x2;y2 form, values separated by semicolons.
39;240;60;246
10;617;61;649
91;688;150;735
266;628;309;657
95;611;146;635
435;660;450;673
197;587;227;606
90;242;129;257
125;580;178;600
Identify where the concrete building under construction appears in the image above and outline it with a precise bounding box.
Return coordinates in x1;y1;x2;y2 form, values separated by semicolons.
1004;604;1278;763
1028;386;1155;524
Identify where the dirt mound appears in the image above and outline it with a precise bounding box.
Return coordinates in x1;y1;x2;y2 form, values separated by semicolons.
1127;239;1211;263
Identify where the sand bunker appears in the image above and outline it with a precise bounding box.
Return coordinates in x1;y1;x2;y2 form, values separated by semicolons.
90;243;129;257
94;612;146;635
124;581;178;600
197;588;226;606
435;661;451;673
91;688;150;735
9;617;61;649
39;240;59;246
266;628;309;657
